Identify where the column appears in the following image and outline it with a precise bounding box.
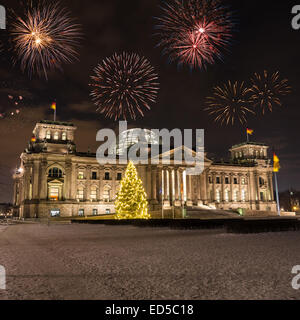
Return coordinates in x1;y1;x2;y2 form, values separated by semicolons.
23;163;31;201
151;166;158;204
163;169;169;206
39;160;47;200
70;163;77;200
221;173;225;203
168;168;173;205
32;160;40;200
201;170;207;204
212;172;216;202
187;174;193;206
64;160;72;200
255;172;260;202
230;173;234;202
268;172;274;201
157;167;162;204
197;175;202;207
178;168;183;204
174;168;180;206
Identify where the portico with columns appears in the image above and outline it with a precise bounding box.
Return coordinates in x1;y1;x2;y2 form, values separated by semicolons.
12;121;277;218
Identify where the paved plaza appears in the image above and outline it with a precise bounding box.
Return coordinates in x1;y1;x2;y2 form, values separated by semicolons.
0;223;300;300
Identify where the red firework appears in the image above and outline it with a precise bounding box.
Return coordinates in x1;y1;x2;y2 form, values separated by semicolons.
155;0;234;69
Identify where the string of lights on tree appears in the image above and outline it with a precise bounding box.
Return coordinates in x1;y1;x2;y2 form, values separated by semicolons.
115;161;150;220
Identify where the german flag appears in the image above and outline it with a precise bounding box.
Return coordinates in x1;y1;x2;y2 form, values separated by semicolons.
246;128;254;135
273;153;280;172
31;136;36;143
51;102;56;110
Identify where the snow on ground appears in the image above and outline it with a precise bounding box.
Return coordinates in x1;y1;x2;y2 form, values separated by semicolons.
0;223;300;300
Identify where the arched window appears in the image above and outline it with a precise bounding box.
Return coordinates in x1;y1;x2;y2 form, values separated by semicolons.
48;168;63;178
90;186;97;201
103;186;111;202
233;190;239;202
62;132;67;141
46;130;51;140
77;186;84;201
54;132;59;140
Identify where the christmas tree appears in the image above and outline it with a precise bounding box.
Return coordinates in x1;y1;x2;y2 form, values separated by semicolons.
115;161;150;220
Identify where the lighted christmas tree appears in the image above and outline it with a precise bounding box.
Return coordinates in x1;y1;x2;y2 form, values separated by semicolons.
115;161;150;220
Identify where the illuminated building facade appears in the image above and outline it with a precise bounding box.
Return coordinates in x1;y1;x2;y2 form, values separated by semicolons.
12;121;277;218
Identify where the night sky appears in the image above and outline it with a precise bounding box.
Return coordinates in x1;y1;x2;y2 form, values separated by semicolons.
0;0;299;202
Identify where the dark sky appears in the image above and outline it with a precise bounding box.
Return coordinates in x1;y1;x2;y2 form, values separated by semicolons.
0;0;299;202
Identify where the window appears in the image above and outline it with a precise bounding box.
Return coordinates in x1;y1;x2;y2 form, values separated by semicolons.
260;192;264;201
233;190;239;202
49;187;59;201
208;176;212;184
216;177;221;184
106;209;111;214
78;209;84;217
241;190;246;202
90;186;97;201
48;168;63;178
225;177;229;184
224;190;229;202
77;187;84;200
216;190;221;203
104;172;110;180
93;209;98;216
78;171;84;180
103;187;111;202
62;132;67;141
54;132;59;140
117;173;122;181
46;130;51;139
259;177;265;187
260;149;264;158
241;177;246;185
92;172;98;180
234;178;238;185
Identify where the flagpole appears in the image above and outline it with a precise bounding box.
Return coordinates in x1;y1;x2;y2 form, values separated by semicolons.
54;107;56;122
274;171;281;216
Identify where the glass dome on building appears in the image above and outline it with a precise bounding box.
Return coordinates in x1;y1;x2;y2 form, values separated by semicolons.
113;128;160;155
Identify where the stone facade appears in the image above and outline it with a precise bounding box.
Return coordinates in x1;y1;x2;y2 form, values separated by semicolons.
12;120;277;218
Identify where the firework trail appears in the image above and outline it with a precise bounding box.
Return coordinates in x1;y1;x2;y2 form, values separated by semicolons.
249;70;291;114
10;1;82;80
205;81;255;126
155;0;235;69
90;52;159;120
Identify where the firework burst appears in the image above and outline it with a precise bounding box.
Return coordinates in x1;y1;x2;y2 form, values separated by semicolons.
10;1;82;79
90;52;159;120
155;0;235;69
249;70;291;114
205;81;255;126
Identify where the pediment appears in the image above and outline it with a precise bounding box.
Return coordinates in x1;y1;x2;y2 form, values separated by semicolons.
151;145;212;165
